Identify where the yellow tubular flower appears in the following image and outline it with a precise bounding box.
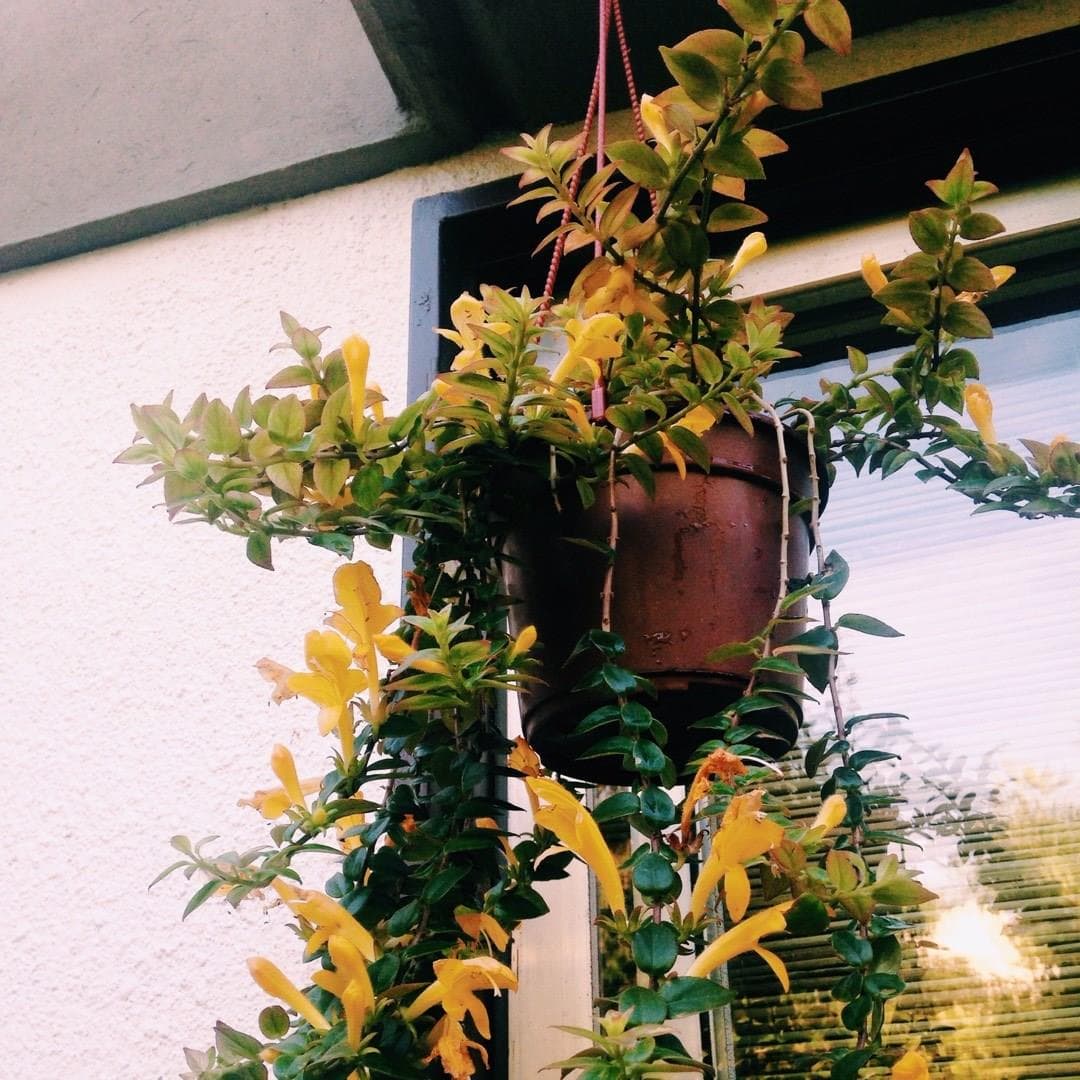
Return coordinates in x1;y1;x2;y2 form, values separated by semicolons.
326;560;402;735
810;793;847;832
437;293;511;374
727;231;767;282
561;397;596;443
287;629;369;762
640;93;677;153
254;657;298;704
689;789;784;922
680;748;748;842
330;935;376;1048
238;776;321;820
368;381;386;423
336;811;366;854
892;1049;931;1080
270;744;306;808
275;883;377;962
526;777;626;915
342;335;371;436
455;908;511;952
402;956;517;1036
550;314;624;385
964;383;997;444
685;901;792;987
424;1015;489;1080
861;253;889;294
246;957;330;1032
507;625;537;662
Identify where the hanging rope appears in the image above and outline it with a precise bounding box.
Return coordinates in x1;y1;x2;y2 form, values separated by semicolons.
539;0;651;313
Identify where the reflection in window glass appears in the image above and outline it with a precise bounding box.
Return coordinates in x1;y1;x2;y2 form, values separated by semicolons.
727;310;1080;1077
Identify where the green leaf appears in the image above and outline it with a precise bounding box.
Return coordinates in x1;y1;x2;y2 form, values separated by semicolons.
266;461;303;498
246;531;273;571
388;899;420;936
592;791;641;823
869;935;902;975
659;45;723;110
804;0;851;55
666;425;711;472
718;0;778;36
690;345;724;383
706;202;768;232
959;211;1005;240
182;879;223;919
258;1006;290;1039
607;140;669;189
846;346;868;375
835;613;903;637
704;138;765;180
619;986;668;1025
621;701;655;732
204;398;243;455
814;550;849;600
831;1048;876;1080
948;256;996;292
847;749;900;771
660;976;734;1017
633;740;667;775
804;733;831;778
266;364;316;390
873;278;933;322
674;28;745;75
621;451;656;497
422;864;470;902
864;972;905;999
602;663;638;693
639;786;678;828
871;876;938;907
785;893;830;936
760;59;822;111
779;626;837;692
632;922;680;976
907;208;950;255
832;929;873;967
942;300;993;339
633;853;678;898
215;1021;263;1061
306;532;355;558
267;395;305;445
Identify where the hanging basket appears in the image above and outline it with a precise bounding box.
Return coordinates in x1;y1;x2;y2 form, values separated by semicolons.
503;417;820;783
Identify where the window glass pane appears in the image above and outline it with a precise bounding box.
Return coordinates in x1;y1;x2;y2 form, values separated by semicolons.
728;310;1080;1077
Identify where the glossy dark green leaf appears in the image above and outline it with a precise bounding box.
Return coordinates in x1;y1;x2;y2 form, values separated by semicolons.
835;613;903;637
602;664;639;694
592;791;641;823
660;976;734;1017
632;921;680;976
666;425;711;472
864;972;906;999
633;739;666;775
633;853;678;898
639;786;678;828
942;299;993;339
784;892;830;936
245;531;273;571
840;994;872;1032
813;550;849;600
832;929;873;967
831;1047;876;1080
621;701;655;732
619;986;668;1024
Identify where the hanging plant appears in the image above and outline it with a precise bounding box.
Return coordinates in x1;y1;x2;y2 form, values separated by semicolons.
120;1;1078;1078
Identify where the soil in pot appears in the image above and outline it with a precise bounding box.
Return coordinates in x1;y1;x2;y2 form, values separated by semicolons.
503;417;818;783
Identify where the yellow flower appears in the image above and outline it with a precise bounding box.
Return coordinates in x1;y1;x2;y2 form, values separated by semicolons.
254;657;298;704
247;956;330;1032
402;956;517;1037
325;560;403;736
680;747;748;843
689;789;784;922
309;934;376;1050
640;93;677;153
964;383;997;444
454;908;510;952
336;811;366;854
475;816;517;867
271;879;377;962
550;313;625;385
526;777;626;914
579;261;668;323
342;335;371;436
424;1015;489;1080
508;736;543;778
892;1048;931;1080
560;397;597;443
860;253;889;294
507;625;537;661
437;293;511;374
685;901;792;987
287;629;369;761
990;264;1015;288
727;231;767;282
237;745;322;819
810;792;847;832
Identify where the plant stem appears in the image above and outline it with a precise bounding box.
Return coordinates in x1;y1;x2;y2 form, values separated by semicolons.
601;450;620;632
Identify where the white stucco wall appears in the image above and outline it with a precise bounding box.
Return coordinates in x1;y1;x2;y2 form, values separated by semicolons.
1;140;520;1080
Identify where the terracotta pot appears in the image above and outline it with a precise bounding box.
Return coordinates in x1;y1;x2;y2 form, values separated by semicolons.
503;417;818;783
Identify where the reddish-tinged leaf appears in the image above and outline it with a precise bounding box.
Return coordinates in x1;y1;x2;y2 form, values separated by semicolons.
760;59;822;111
804;0;852;55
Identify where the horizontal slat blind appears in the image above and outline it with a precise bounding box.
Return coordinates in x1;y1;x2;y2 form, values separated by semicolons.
728;309;1080;1078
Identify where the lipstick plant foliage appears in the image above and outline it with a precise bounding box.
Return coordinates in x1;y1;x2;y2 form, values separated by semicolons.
121;2;1077;1078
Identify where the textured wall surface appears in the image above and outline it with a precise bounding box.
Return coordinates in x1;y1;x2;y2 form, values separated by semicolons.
0;140;516;1080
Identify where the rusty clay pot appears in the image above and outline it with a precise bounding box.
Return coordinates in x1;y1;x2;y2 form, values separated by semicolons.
502;416;818;783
